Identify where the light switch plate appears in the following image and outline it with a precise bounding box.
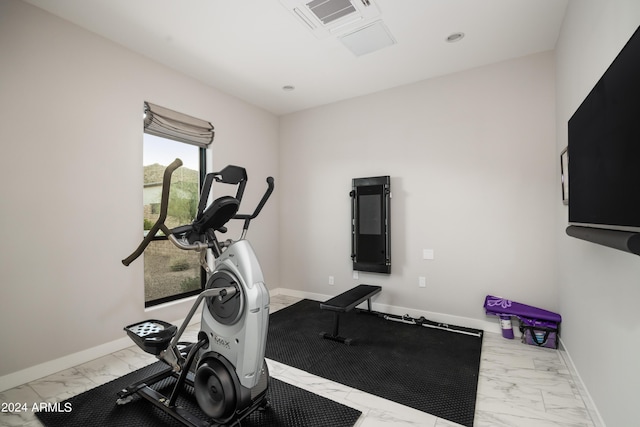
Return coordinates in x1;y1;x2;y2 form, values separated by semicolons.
423;249;434;260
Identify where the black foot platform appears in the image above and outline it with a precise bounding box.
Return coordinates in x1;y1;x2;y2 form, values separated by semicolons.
319;284;381;345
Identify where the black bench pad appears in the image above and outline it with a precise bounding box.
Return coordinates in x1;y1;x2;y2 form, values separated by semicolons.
320;284;381;312
319;284;381;345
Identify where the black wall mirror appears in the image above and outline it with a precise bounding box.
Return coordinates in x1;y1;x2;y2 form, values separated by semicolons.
351;176;391;273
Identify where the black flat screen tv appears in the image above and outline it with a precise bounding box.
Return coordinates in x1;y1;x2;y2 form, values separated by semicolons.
568;25;640;233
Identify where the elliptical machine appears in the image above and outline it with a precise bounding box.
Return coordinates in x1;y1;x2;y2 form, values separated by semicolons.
118;159;274;427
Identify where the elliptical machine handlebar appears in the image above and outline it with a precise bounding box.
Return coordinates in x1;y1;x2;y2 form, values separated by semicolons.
235;176;274;236
122;159;275;266
122;158;183;266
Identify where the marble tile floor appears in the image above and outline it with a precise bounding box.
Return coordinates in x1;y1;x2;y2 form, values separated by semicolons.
1;294;596;427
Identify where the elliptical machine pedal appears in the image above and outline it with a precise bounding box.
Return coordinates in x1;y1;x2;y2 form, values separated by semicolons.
118;160;275;427
124;320;177;356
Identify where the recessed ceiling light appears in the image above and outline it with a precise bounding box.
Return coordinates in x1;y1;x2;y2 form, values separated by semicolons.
282;85;295;91
446;32;465;43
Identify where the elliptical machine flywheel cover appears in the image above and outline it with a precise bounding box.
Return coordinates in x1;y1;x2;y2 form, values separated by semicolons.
205;270;243;325
194;357;237;421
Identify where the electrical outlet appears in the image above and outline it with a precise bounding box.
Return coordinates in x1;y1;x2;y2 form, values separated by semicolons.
418;276;426;288
329;276;335;285
352;271;359;279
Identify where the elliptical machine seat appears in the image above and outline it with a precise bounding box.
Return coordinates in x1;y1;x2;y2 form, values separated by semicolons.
192;196;239;234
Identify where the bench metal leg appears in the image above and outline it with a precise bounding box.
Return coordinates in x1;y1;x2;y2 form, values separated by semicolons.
320;312;353;344
320;331;353;345
321;300;377;346
319;284;382;345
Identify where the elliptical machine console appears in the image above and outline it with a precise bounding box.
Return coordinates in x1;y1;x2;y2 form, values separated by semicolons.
118;159;274;427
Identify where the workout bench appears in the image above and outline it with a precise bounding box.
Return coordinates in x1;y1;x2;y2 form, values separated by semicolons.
319;284;382;345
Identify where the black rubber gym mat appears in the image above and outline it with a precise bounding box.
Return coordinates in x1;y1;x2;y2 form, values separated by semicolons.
266;299;483;427
36;361;361;427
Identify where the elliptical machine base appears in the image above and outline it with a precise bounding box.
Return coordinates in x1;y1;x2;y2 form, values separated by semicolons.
116;344;270;427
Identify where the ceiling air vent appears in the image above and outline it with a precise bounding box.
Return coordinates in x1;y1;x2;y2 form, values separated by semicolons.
339;20;395;56
280;0;381;39
307;0;355;24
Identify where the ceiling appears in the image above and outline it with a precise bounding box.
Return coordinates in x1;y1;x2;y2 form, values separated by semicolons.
23;0;568;115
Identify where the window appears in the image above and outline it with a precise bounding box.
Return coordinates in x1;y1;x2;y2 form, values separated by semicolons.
142;102;213;307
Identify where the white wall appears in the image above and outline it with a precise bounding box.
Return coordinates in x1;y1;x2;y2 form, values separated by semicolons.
555;1;640;425
0;0;279;381
279;51;558;323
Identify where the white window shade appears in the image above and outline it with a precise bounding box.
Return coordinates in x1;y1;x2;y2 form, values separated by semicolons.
144;102;214;148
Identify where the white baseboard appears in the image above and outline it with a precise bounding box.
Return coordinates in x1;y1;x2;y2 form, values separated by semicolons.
269;287;501;334
0;313;201;393
269;287;329;303
0;336;132;393
558;338;606;427
0;288;552;398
